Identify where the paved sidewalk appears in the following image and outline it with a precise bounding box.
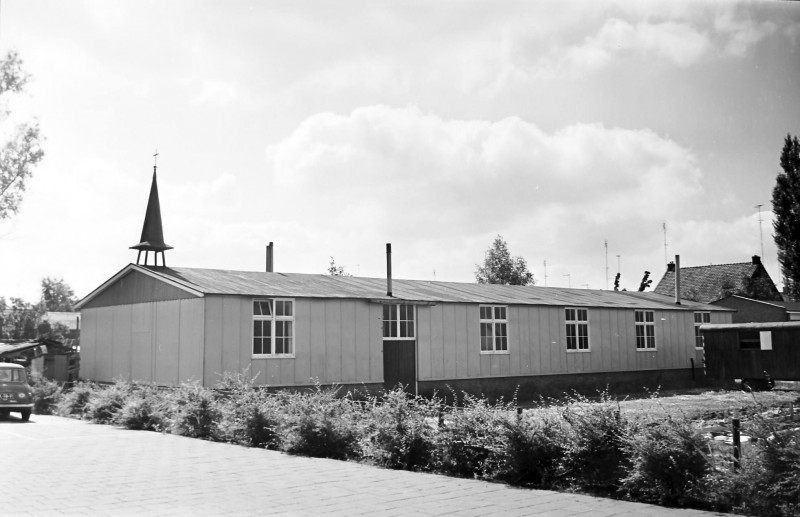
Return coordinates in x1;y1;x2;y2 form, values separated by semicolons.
1;415;730;517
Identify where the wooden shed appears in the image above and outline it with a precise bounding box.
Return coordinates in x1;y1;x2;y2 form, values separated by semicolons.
700;321;800;389
75;264;732;399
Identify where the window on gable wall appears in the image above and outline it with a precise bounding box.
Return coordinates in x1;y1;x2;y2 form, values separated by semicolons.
565;308;589;351
383;304;415;339
635;310;656;350
694;312;710;348
253;299;294;357
479;305;508;353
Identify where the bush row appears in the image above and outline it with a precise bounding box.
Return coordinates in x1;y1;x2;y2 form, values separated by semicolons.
29;373;799;517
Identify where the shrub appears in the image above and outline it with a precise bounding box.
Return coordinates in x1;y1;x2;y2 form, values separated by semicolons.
168;382;221;439
361;388;438;470
85;381;133;424
114;386;166;431
496;410;568;487
560;390;628;490
28;372;63;415
620;417;710;507
216;389;282;448
280;386;361;460
55;381;97;418
434;393;511;478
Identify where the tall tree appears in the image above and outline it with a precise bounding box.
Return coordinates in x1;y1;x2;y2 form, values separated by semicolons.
0;51;44;220
327;257;352;277
475;235;534;286
41;277;77;312
0;296;41;340
772;134;800;300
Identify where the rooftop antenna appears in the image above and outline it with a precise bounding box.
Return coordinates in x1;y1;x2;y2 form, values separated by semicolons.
755;204;765;261
663;222;668;265
604;239;609;290
543;259;548;287
563;273;571;288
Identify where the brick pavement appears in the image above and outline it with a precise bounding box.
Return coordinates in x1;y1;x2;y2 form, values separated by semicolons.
0;415;731;517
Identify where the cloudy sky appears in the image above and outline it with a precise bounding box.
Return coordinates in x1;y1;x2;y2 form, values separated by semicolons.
1;0;798;302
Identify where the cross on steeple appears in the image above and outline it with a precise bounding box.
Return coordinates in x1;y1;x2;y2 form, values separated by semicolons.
153;149;159;168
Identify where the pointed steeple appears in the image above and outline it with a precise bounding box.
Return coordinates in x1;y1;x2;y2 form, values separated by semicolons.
131;152;172;266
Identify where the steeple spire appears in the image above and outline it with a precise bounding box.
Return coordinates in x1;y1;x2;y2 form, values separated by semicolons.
130;150;173;266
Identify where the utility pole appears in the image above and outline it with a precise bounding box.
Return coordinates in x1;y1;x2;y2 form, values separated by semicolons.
663;222;668;265
543;260;548;287
755;204;765;260
605;239;609;290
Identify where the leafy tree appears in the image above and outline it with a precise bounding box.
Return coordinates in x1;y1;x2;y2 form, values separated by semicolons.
327;257;352;277
772;134;800;300
475;235;534;286
0;296;41;340
41;277;77;311
637;271;652;292
614;273;620;291
0;50;44;220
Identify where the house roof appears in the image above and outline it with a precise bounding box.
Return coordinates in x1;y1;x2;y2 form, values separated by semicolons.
712;294;800;313
77;263;729;312
653;262;762;303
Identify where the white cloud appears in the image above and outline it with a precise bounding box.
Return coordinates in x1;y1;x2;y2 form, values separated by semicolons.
191;80;240;107
714;10;776;57
263;105;704;286
563;18;712;73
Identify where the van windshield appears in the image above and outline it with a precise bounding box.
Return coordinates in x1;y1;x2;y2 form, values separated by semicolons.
0;368;24;382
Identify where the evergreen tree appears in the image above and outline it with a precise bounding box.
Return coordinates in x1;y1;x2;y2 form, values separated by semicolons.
772;134;800;300
475;235;534;285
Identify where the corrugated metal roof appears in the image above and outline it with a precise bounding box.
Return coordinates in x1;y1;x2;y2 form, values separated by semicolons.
652;261;780;303
140;265;727;312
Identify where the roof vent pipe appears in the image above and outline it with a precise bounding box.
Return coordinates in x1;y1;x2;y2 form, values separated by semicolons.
674;254;681;305
386;243;392;297
266;242;274;273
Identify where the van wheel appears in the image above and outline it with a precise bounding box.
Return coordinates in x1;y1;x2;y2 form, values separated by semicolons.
20;409;31;422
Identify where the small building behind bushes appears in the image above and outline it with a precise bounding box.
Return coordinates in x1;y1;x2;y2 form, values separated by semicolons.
75;165;733;400
76;263;731;399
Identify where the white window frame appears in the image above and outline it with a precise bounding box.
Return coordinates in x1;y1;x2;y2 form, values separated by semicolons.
694;312;710;349
565;307;590;352
479;305;509;354
635;310;656;350
383;304;416;340
252;298;295;358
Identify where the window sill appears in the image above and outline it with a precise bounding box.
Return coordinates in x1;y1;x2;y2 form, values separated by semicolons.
636;348;658;352
566;349;591;353
252;355;295;359
382;337;416;341
480;350;510;355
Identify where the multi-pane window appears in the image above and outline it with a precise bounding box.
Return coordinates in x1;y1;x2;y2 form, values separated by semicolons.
383;304;415;339
694;312;710;348
635;310;656;349
480;305;508;353
253;299;294;357
565;308;589;351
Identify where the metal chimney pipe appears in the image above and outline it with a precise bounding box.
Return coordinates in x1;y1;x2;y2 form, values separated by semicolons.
674;254;681;305
386;243;392;297
266;242;274;273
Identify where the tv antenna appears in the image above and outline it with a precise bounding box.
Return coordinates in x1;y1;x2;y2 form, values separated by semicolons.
755;204;765;260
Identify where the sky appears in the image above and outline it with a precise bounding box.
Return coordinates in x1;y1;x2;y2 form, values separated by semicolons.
0;0;798;302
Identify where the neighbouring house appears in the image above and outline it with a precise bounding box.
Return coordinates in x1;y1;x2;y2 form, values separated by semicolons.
74;165;734;399
711;295;800;323
653;255;782;304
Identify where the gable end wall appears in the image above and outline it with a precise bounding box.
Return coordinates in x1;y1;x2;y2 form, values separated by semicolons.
82;269;199;309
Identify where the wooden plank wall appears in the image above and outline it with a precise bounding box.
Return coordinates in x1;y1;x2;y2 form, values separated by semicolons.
80;299;205;384
202;296;383;387
417;304;708;382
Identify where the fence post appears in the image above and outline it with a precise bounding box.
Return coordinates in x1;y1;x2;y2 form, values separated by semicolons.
732;417;741;471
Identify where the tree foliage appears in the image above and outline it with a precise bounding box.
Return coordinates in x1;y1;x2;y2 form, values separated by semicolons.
475;235;534;286
41;277;77;312
327;257;352;277
637;271;651;292
0;50;44;220
0;296;41;340
772;134;800;300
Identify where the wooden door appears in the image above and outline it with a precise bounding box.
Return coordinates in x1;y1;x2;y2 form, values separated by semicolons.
383;340;416;394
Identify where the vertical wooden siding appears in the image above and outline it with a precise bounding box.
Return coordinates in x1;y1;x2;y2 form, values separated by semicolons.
80;299;204;384
417;304;712;381
203;296;383;387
